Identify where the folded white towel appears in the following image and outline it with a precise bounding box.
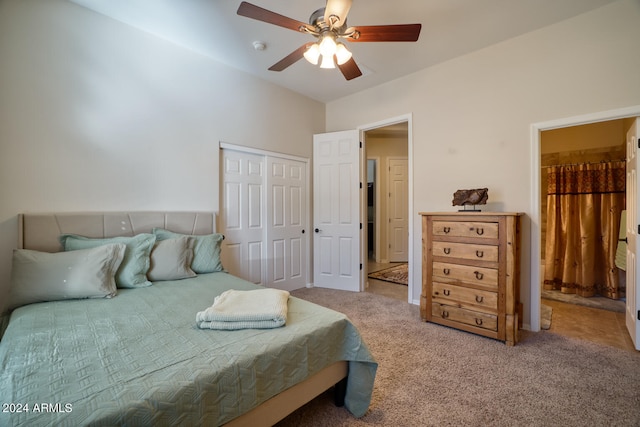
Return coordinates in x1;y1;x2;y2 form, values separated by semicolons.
196;288;290;330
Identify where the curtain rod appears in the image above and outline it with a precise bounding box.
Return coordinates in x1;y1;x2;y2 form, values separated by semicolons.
541;159;625;168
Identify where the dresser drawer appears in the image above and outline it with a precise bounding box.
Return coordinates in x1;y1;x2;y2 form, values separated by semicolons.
432;241;498;262
431;221;499;240
431;303;498;331
432;261;498;289
432;282;498;311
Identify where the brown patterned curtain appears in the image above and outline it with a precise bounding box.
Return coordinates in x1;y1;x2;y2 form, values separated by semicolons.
544;161;626;299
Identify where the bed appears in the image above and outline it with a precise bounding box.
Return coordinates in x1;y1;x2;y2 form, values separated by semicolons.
0;212;377;426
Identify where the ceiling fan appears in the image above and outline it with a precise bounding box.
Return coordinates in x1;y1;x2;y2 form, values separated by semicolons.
237;0;422;80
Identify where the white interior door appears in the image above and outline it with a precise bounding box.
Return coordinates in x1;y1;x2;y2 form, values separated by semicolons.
221;145;309;290
388;158;408;262
221;150;265;285
266;157;307;291
313;130;361;292
625;117;639;350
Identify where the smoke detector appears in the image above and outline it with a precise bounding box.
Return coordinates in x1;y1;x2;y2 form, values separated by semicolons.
252;41;266;51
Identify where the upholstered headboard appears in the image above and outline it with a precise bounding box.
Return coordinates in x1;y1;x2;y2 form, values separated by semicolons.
18;212;217;252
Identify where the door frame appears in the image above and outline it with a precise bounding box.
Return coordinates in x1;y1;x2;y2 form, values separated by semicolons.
359;113;415;304
529;105;640;332
219;142;312;287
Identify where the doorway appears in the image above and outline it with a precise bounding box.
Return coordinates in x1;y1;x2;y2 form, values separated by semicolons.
525;106;640;342
363;121;409;301
539;120;630;348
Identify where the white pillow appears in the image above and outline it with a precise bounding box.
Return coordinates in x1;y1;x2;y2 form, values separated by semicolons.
147;236;196;281
7;243;126;311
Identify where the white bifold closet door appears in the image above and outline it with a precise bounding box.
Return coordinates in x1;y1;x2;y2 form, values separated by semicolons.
221;146;308;291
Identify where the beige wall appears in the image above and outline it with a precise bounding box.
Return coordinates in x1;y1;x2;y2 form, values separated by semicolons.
325;0;640;328
0;0;325;310
542;120;627;154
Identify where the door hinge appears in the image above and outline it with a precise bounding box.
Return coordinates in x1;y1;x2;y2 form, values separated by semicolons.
360;223;363;230
359;141;362;148
360;263;363;270
638;224;640;235
638;310;640;321
359;182;362;189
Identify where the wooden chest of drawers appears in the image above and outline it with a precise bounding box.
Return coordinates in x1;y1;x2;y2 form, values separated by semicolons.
420;212;522;345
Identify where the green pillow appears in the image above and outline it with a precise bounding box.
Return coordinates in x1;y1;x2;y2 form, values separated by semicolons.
147;236;196;281
60;234;156;288
152;228;224;273
7;244;126;311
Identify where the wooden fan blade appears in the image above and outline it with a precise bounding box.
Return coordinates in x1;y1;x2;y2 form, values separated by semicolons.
337;57;362;80
237;2;311;33
269;43;314;72
347;24;422;42
324;0;352;29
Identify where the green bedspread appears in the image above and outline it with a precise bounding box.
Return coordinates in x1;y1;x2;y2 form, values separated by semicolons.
0;273;377;426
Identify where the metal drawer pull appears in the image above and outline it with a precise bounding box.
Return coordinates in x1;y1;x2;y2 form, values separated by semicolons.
476;250;484;258
443;289;450;296
475;295;484;303
444;247;451;254
443;268;450;275
443;227;451;234
475;318;483;326
442;311;449;319
476;228;484;235
474;271;484;280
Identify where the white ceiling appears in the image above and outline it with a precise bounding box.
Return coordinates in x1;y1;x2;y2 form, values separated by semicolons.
69;0;617;103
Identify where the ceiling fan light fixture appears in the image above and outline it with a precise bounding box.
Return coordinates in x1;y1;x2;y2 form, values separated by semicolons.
319;53;335;69
237;1;421;81
335;42;352;65
303;43;320;65
318;34;337;57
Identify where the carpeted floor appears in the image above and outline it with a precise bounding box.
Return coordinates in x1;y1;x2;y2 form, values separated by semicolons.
277;287;640;427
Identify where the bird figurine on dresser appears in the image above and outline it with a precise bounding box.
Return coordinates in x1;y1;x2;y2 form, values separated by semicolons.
452;188;488;211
